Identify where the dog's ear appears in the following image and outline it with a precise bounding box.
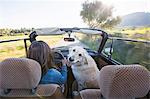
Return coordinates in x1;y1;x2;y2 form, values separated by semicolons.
84;53;97;66
83;56;88;64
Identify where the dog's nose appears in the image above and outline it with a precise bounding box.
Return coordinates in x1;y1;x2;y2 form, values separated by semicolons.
69;57;74;62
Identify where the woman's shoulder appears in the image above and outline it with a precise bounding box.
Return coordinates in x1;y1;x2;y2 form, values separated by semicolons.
47;68;60;74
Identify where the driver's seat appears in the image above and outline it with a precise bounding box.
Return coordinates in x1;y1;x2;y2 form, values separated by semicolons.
0;58;64;99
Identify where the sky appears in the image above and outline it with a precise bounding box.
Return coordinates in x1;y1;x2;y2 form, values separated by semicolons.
0;0;149;29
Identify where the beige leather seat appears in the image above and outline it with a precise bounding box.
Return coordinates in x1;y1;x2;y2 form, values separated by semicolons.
0;58;64;99
80;65;150;99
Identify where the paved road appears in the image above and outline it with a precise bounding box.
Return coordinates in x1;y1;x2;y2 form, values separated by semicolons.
52;35;88;48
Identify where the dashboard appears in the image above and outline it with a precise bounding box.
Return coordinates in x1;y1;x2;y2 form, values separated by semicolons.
52;46;99;59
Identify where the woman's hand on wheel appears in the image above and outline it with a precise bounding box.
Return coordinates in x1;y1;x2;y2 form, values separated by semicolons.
62;58;68;66
62;58;71;67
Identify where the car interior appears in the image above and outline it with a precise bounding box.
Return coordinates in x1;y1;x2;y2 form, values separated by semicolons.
0;28;149;99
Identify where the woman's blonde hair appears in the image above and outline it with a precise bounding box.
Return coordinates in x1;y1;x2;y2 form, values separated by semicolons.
27;41;55;75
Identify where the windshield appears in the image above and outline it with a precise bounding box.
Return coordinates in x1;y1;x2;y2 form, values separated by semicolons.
74;32;102;51
35;31;103;51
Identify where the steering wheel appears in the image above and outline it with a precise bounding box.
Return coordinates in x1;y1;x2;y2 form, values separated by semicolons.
52;50;65;68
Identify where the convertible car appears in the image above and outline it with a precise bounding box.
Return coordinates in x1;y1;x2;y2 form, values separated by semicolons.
0;27;149;99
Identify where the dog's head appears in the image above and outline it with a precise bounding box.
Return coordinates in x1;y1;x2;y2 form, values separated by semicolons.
68;46;88;66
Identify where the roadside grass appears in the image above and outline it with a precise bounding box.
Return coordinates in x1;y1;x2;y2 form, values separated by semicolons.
106;27;150;40
0;35;63;61
0;40;27;61
0;35;28;40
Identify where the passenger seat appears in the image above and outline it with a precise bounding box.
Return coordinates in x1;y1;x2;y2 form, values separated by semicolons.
80;65;150;99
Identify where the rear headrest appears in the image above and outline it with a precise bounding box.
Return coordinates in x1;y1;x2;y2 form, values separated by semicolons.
98;65;150;98
0;58;41;89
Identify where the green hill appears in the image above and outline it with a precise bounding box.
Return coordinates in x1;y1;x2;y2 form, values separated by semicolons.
119;12;150;27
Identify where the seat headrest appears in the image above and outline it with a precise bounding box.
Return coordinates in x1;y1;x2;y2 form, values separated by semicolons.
0;58;41;89
98;65;150;98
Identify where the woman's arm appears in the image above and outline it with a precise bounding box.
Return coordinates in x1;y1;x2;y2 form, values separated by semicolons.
59;59;68;84
58;65;67;84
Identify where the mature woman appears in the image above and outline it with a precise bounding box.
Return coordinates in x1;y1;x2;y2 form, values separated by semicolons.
27;41;67;85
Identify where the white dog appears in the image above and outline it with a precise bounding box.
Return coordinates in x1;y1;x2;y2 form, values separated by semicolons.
68;46;99;90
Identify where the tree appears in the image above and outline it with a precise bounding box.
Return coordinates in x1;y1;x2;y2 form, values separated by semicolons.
80;1;121;29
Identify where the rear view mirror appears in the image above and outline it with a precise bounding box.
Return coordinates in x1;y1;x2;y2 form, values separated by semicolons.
64;37;75;42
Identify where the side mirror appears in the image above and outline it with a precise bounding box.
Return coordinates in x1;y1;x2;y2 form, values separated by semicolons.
104;47;113;56
29;31;38;43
